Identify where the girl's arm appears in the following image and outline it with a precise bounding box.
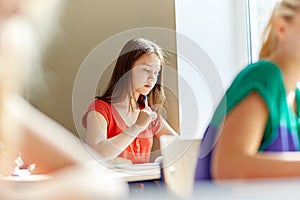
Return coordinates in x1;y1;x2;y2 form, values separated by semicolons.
3;96;110;175
85;110;153;160
154;115;178;139
212;92;300;179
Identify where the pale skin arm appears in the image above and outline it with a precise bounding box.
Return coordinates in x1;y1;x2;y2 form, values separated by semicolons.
212;92;300;180
1;96;95;175
85;109;154;160
154;115;178;139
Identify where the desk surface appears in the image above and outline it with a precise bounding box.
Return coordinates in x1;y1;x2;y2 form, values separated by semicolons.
1;161;161;184
129;178;300;199
1;174;51;182
3;174;300;199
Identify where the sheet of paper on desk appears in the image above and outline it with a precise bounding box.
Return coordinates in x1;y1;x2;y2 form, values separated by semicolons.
110;163;161;182
1;174;51;182
113;163;160;173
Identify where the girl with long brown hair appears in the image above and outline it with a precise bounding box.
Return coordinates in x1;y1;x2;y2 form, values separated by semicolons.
82;38;177;164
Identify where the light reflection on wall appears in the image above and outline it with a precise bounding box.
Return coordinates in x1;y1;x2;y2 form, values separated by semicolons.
249;0;279;62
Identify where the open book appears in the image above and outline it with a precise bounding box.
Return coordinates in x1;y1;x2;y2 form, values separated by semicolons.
109;157;162;182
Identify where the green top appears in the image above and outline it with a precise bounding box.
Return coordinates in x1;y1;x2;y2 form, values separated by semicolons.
195;59;300;180
212;60;300;150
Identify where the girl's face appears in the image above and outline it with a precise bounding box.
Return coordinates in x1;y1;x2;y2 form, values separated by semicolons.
131;53;161;96
0;0;21;21
282;12;300;60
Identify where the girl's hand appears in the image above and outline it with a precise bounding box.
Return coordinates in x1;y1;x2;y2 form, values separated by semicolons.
135;107;157;128
13;155;35;176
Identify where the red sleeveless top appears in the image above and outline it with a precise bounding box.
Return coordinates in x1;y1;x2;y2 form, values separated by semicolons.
82;100;161;164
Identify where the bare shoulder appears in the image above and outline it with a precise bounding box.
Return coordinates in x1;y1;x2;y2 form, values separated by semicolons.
228;92;269;120
212;92;270;178
223;91;270;141
87;110;107;123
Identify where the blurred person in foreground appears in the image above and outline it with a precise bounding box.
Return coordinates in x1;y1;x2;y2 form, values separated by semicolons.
195;0;300;181
0;0;128;199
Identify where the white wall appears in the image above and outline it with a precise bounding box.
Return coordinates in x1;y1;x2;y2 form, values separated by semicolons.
249;0;278;62
31;0;178;136
175;0;249;139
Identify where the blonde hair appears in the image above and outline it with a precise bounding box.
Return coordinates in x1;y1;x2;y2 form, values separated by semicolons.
259;0;300;59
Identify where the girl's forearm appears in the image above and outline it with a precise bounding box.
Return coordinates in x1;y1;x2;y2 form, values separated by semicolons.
93;124;145;159
212;152;300;179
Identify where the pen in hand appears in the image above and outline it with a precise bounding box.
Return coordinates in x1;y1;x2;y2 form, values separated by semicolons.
144;95;148;108
143;95;157;120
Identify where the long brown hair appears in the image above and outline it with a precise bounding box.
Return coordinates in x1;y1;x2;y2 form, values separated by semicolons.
96;38;166;113
259;0;300;59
